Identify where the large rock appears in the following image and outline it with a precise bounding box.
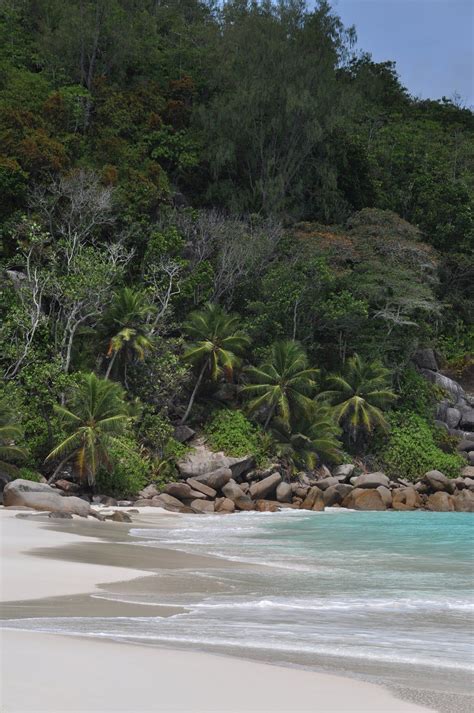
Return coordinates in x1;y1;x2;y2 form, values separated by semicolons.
423;470;454;494
133;498;156;507
173;425;196;443
3;479;91;516
222;479;246;502
164;482;193;500
353;472;390;489
276;482;292;503
453;490;474;512
138;484;160;499
468;452;474;465
342;488;386;511
457;438;474;452
105;511;132;523
249;472;282;500
177;445;253;480
460;407;474;430
55;479;80;493
426;492;455;512
196;467;232;491
377;486;393;508
445;408;461;429
412;348;439;371
323;484;353;507
190;499;215;514
332;464;355;480
315;477;340;491
301;486;325;511
461;465;474;479
150;494;188;512
234;495;255;511
186;478;217;499
215;497;235;513
392;487;422;511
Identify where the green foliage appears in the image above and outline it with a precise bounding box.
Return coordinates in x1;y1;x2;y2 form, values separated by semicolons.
95;436;149;497
18;467;42;482
379;411;465;481
204;408;267;462
0;397;27;475
397;367;437;419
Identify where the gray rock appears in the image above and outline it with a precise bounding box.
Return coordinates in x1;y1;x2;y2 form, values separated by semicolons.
426;492;455;512
196;467;232;491
323;484;353;507
151;494;187;512
332;464;355;480
461;465;474;479
412;348;438;371
190;499;215;514
164;482;193;500
460;407;474;430
177;445;253;479
424;470;455;494
353;472;390;489
255;499;279;512
234;495;255;511
468;452;474;465
249;472;282;500
434;419;449;432
464;477;474;491
222;479;246;502
240;482;250;494
138;484;160;499
3;479;91;516
133;498;155;507
55;479;80;493
173;425;196;443
445;408;461;429
457;438;474;452
315;477;340;491
276;482;292;503
48;511;73;519
105;511;132;522
186;478;217;499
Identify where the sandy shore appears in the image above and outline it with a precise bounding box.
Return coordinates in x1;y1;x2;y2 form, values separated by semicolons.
0;508;435;713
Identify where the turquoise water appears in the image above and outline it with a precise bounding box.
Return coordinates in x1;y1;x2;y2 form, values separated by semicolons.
3;510;474;690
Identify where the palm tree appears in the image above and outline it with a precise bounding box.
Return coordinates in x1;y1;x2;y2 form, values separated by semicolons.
103;288;153;381
46;373;129;486
180;303;250;424
0;400;27;476
242;340;318;429
318;353;397;445
272;404;342;471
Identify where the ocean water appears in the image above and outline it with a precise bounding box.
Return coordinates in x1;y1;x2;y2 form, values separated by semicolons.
3;510;474;692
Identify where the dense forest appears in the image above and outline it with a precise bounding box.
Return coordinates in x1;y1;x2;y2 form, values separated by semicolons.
1;0;473;495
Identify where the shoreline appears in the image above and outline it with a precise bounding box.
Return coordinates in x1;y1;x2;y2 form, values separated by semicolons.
0;507;459;712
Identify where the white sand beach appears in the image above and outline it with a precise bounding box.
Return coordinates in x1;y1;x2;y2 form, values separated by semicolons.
0;509;435;713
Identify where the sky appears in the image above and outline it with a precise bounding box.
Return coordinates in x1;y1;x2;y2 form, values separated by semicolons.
332;0;474;107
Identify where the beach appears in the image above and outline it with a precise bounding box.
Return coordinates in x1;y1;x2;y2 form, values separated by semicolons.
0;507;467;713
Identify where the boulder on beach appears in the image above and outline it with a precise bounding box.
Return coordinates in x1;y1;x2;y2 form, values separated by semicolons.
332;464;355;480
301;486;325;511
222;479;246;502
255;499;279;512
186;478;217;498
196;467;232;491
164;482;194;500
342;488;386;511
453;489;474;512
215;497;235;513
234;495;255;511
391;487;422;511
3;479;91;516
323;484;353;507
276;482;292;503
249;472;281;500
190;499;215;514
177;445;253;480
423;470;454;494
353;472;390;489
426;492;455;512
150;493;188;512
315;477;340;491
138;484;160;499
55;479;80;493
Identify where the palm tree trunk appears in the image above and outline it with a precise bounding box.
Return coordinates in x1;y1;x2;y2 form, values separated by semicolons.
180;361;207;425
264;402;277;429
47;452;76;485
105;351;117;379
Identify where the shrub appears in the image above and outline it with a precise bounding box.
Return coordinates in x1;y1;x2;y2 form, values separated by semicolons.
95;437;150;497
204;408;268;464
18;467;42;482
397;367;437;419
379;411;464;481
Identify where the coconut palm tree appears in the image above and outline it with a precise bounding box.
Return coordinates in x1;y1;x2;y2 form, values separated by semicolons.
318;353;397;445
46;373;129;486
180;303;250;424
272;404;342;471
242;340;318;429
0;400;27;475
103;288;153;381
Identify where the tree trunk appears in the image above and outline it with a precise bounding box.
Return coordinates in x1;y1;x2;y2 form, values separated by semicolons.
180;361;207;425
264;402;277;429
105;351;118;379
47;452;76;485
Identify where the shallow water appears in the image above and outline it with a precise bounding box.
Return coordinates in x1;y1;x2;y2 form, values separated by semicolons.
3;510;474;694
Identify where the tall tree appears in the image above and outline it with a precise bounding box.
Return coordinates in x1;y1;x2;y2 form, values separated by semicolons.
0;400;27;476
181;302;250;423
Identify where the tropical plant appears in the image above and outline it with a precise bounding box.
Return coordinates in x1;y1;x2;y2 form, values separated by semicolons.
180;303;250;424
0;400;27;475
103;288;153;381
272;404;342;471
46;373;130;486
242;340;318;428
318;353;397;445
